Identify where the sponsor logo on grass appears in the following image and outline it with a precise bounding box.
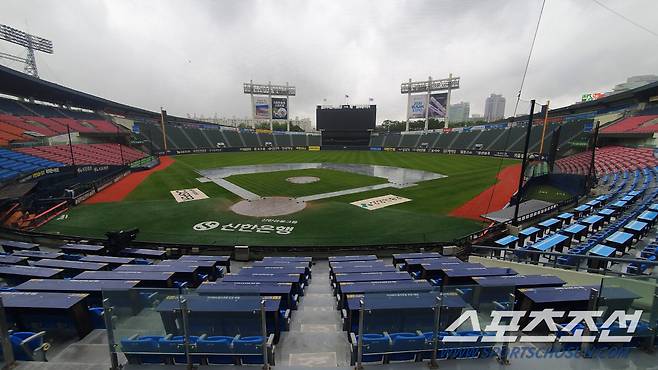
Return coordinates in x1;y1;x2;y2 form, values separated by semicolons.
170;188;209;203
350;194;411;210
193;221;220;231
192;221;294;235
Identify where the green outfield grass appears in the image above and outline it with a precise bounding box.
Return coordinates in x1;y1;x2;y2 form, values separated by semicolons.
38;151;517;246
225;168;389;198
523;184;572;203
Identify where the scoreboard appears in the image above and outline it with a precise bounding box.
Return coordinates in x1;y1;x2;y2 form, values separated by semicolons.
316;105;376;131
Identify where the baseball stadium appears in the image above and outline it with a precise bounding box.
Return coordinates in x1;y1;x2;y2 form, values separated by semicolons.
0;1;657;369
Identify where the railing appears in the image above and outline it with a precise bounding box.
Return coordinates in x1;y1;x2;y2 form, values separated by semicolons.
470;244;658;277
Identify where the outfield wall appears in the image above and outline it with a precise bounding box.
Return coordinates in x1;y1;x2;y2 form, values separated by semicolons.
153;145;539;161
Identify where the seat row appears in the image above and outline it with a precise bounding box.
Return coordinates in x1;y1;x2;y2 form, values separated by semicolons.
121;334;275;366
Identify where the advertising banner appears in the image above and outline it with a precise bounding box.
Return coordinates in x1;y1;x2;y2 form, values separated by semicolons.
170;188;209;203
428;93;448;118
271;97;288;120
351;194;411;211
253;96;271;119
407;95;427;119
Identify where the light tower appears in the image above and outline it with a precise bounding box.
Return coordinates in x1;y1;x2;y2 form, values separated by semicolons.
0;24;54;78
243;81;296;131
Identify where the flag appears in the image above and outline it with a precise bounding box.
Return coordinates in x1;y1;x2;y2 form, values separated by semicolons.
369;97;374;102
345;94;349;98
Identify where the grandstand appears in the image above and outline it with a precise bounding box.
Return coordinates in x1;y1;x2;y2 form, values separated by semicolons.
0;28;657;370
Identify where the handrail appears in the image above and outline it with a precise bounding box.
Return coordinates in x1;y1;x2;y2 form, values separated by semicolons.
470;244;658;277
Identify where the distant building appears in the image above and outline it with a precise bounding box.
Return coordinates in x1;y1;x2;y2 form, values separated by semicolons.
468;113;484;122
611;75;658;94
484;94;506;122
194;115;313;131
448;102;470;123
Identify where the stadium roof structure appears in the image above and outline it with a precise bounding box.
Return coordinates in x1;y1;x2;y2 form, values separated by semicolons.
0;64;207;125
512;81;658;121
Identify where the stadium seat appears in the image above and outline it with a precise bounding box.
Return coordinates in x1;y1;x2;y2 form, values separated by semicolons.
388;332;425;362
350;333;390;364
9;331;48;361
196;335;236;365
233;335;274;365
88;307;105;329
120;335;166;364
159;335;201;364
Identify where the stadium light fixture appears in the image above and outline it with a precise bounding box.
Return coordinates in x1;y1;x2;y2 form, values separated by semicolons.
0;24;54;78
243;81;296;131
401;74;460;131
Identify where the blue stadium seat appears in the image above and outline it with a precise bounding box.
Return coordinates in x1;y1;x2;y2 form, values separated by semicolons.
120;335;166;364
9;331;48;361
88;307;105;329
196;335;236;365
421;331;452;360
388;332;425;362
351;333;390;364
233;335;274;365
159;335;201;364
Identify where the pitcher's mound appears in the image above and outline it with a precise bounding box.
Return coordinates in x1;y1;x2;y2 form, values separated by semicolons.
287;176;320;184
231;196;307;217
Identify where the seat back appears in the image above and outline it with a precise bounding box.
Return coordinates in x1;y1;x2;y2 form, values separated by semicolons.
120;336;164;364
197;336;235;365
233;336;264;364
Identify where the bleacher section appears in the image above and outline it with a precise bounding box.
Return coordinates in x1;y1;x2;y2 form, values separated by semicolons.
555;146;658;175
370;119;591;155
600;115;658;134
490;165;658;275
0;239;654;367
0;148;63;181
16;144;147;166
137;122;320;152
398;133;419;148
0;114;119;139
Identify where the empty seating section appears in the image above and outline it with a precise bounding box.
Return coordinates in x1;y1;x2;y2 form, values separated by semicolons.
203;129;226;148
0;99;33;116
601;115;658;134
474;128;504;150
399;134;419;148
492;164;658;274
0;237;654;366
182;127;213;148
16;144;147;166
417;132;438;147
254;132;270;146
449;130;478;149
308;135;322;146
137;122;320;151
432;131;454;148
369;134;385;147
369;119;593;154
222;130;243;147
382;133;401;147
556;146;658;176
0;149;63;181
291;134;306;146
0;122;34;146
0;114;119;139
166;126;195;149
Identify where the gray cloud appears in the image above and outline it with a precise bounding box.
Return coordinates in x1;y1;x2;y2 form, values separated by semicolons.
1;0;657;124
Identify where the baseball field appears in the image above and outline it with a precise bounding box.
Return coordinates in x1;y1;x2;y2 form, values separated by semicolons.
38;150;519;246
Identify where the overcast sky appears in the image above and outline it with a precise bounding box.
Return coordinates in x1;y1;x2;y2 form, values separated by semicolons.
1;0;657;123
